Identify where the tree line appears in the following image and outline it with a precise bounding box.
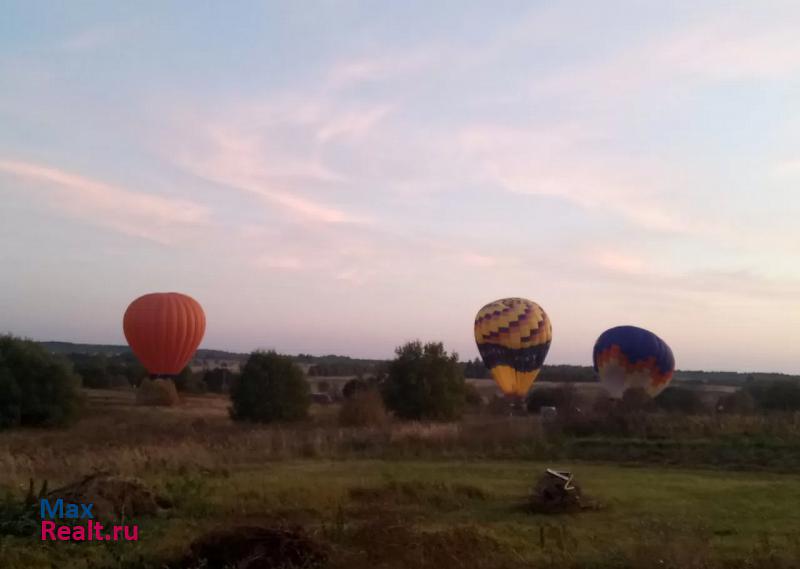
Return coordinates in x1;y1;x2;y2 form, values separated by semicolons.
3;333;800;430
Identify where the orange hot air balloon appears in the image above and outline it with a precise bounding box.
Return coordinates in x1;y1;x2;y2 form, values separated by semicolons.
123;292;206;376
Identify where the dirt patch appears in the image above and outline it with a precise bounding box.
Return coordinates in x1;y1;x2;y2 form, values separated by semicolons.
182;525;328;569
47;472;171;521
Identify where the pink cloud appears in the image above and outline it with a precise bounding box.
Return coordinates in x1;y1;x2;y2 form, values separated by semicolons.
0;158;210;243
168;103;378;225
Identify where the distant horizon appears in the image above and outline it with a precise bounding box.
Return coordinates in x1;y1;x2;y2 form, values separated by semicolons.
32;336;800;377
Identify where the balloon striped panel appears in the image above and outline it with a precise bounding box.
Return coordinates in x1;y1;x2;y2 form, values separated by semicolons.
474;298;552;396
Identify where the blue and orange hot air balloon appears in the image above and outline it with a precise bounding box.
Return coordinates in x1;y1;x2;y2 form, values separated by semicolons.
123;292;206;377
474;297;552;397
592;325;674;399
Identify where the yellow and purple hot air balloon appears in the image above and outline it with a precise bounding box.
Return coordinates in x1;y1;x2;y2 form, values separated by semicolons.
474;297;552;397
592;325;674;399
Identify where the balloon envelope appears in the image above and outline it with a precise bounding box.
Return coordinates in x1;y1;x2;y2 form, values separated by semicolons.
123;292;206;376
474;297;552;396
593;325;674;399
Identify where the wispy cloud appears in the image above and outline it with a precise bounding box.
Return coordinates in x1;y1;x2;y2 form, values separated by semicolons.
315;105;392;143
534;7;800;102
167;97;387;225
459;124;693;234
0;159;211;243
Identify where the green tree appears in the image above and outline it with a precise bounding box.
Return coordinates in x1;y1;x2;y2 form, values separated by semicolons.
382;341;466;421
203;367;235;393
230;351;310;423
69;354;111;389
0;335;82;429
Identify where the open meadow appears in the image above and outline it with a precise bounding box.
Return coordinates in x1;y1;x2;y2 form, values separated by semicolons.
3;390;800;568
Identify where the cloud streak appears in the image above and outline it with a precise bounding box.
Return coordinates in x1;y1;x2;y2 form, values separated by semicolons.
0;158;211;243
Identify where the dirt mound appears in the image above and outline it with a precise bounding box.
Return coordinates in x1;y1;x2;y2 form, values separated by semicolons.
48;472;171;521
183;526;328;569
528;469;590;514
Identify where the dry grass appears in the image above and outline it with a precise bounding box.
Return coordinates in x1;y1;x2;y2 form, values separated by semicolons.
3;390;800;486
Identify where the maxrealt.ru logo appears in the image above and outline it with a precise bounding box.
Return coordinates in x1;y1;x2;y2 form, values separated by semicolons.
40;498;139;541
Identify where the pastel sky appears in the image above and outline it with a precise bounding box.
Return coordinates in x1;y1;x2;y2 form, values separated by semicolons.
2;1;800;372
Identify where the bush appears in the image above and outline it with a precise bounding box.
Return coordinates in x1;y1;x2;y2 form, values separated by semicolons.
203;368;236;393
172;366;194;392
655;387;707;414
717;390;756;414
526;384;579;415
526;387;558;413
230;351;310;423
464;382;483;407
136;378;180;406
342;378;368;399
745;381;800;411
382;341;466;421
0;335;82;429
174;367;206;394
70;354;112;389
338;389;388;427
66;352;146;388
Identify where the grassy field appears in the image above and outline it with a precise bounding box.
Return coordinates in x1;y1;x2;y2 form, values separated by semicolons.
3;459;800;568
2;390;800;568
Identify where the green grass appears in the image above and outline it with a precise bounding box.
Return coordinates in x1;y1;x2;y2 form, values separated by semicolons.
4;459;800;568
